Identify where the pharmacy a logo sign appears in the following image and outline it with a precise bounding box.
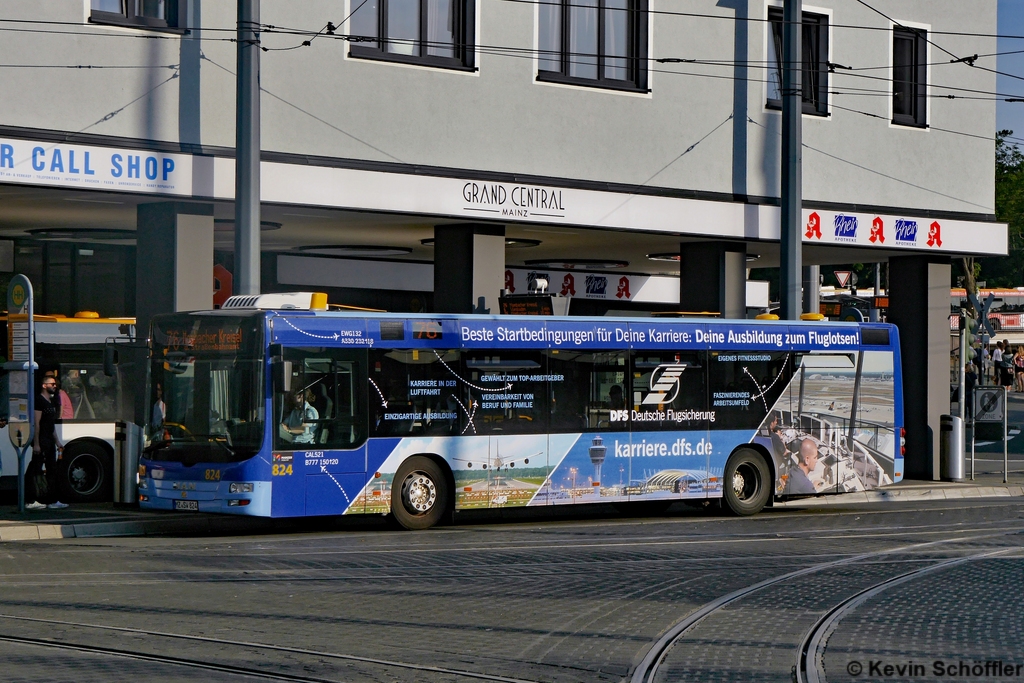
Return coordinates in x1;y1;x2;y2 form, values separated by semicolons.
642;364;688;405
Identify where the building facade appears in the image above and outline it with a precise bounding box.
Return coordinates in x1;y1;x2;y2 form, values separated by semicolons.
0;0;1007;478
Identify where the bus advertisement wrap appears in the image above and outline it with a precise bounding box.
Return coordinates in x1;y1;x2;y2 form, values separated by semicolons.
140;310;902;526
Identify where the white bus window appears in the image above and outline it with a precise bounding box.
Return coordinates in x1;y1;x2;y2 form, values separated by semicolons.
369;349;462;438
546;350;629;432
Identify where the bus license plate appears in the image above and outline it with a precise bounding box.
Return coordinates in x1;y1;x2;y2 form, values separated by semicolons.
173;500;199;511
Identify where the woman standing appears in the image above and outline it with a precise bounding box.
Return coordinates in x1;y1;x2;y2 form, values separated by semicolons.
1014;347;1024;392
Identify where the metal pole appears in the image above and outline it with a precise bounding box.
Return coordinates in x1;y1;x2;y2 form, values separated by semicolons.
959;313;967;421
970;409;975;481
234;0;261;296
1004;385;1008;484
870;263;881;322
779;0;803;320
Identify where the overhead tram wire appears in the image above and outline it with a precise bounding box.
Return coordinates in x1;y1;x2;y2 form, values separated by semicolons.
852;0;1024;85
5;10;1024;41
246;27;1023;148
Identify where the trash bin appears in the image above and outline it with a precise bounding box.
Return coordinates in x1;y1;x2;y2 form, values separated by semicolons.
113;421;142;507
939;414;965;482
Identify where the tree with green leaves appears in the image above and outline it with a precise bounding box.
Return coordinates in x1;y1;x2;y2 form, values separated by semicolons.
975;132;1024;290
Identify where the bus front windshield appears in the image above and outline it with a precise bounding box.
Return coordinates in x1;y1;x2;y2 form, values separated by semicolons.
147;314;264;465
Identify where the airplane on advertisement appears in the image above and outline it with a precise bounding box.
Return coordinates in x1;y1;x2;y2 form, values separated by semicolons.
452;442;542;472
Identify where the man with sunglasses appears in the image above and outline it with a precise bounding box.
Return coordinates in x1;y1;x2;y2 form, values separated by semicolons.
26;376;68;510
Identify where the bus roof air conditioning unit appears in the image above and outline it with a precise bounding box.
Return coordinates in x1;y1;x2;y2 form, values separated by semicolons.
220;292;328;310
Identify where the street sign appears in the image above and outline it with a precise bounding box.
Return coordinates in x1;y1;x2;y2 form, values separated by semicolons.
974;387;1005;423
834;271;852;288
5;274;35;513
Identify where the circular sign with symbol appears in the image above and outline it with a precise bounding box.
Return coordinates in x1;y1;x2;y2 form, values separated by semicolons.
10;283;25;308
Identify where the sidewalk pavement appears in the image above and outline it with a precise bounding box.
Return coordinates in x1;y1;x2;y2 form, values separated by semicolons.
3;472;1024;541
774;470;1024;508
0;503;278;542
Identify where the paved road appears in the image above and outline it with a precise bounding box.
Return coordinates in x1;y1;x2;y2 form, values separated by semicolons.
1;500;1023;682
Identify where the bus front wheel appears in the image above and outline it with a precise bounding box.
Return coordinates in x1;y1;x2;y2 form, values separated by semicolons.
391;457;449;530
722;449;770;516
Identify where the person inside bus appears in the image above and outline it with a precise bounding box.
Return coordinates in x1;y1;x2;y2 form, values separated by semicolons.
785;438;819;495
280;388;318;445
151;382;167;431
608;384;625;410
62;369;94;420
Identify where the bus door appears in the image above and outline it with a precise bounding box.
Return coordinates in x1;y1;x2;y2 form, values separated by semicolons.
629;350;710;502
273;348;367;517
462;349;549;509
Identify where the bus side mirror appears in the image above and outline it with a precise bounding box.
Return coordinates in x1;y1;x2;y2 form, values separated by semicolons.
103;344;118;376
273;359;293;393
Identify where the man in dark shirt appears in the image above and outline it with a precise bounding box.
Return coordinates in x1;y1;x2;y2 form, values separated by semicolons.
26;376;68;510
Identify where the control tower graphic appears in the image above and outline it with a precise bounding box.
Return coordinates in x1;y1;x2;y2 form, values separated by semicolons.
589;435;606;494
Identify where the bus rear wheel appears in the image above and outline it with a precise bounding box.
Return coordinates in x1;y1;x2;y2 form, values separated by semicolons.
722;449;770;516
59;443;113;503
391;457;448;530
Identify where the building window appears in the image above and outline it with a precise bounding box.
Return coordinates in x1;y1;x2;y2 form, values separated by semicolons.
89;0;184;30
892;27;927;127
767;8;828;115
537;0;648;92
349;0;475;70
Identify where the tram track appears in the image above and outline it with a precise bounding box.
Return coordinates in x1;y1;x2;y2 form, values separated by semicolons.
794;547;1015;683
3;517;1024;682
629;527;1024;683
0;614;543;683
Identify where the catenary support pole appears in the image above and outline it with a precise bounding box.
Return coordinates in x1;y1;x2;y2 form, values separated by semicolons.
870;263;881;321
779;0;802;320
234;0;261;296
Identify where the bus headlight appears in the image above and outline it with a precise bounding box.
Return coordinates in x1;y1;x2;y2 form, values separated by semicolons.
229;483;254;493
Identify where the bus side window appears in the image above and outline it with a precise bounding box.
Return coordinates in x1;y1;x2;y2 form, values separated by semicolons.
546;350;628;432
368;349;462;438
275;349;367;450
463;350;549;435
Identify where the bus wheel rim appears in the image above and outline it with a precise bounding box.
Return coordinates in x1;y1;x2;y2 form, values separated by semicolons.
733;463;759;501
68;453;102;495
403;472;436;513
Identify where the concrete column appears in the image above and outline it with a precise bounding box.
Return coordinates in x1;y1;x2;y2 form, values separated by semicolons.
679;242;746;318
887;255;952;480
137;202;215;335
802;265;820;315
133;202;214;426
433;224;505;314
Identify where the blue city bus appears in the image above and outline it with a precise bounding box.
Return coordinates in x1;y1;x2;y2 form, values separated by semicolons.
138;293;904;529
